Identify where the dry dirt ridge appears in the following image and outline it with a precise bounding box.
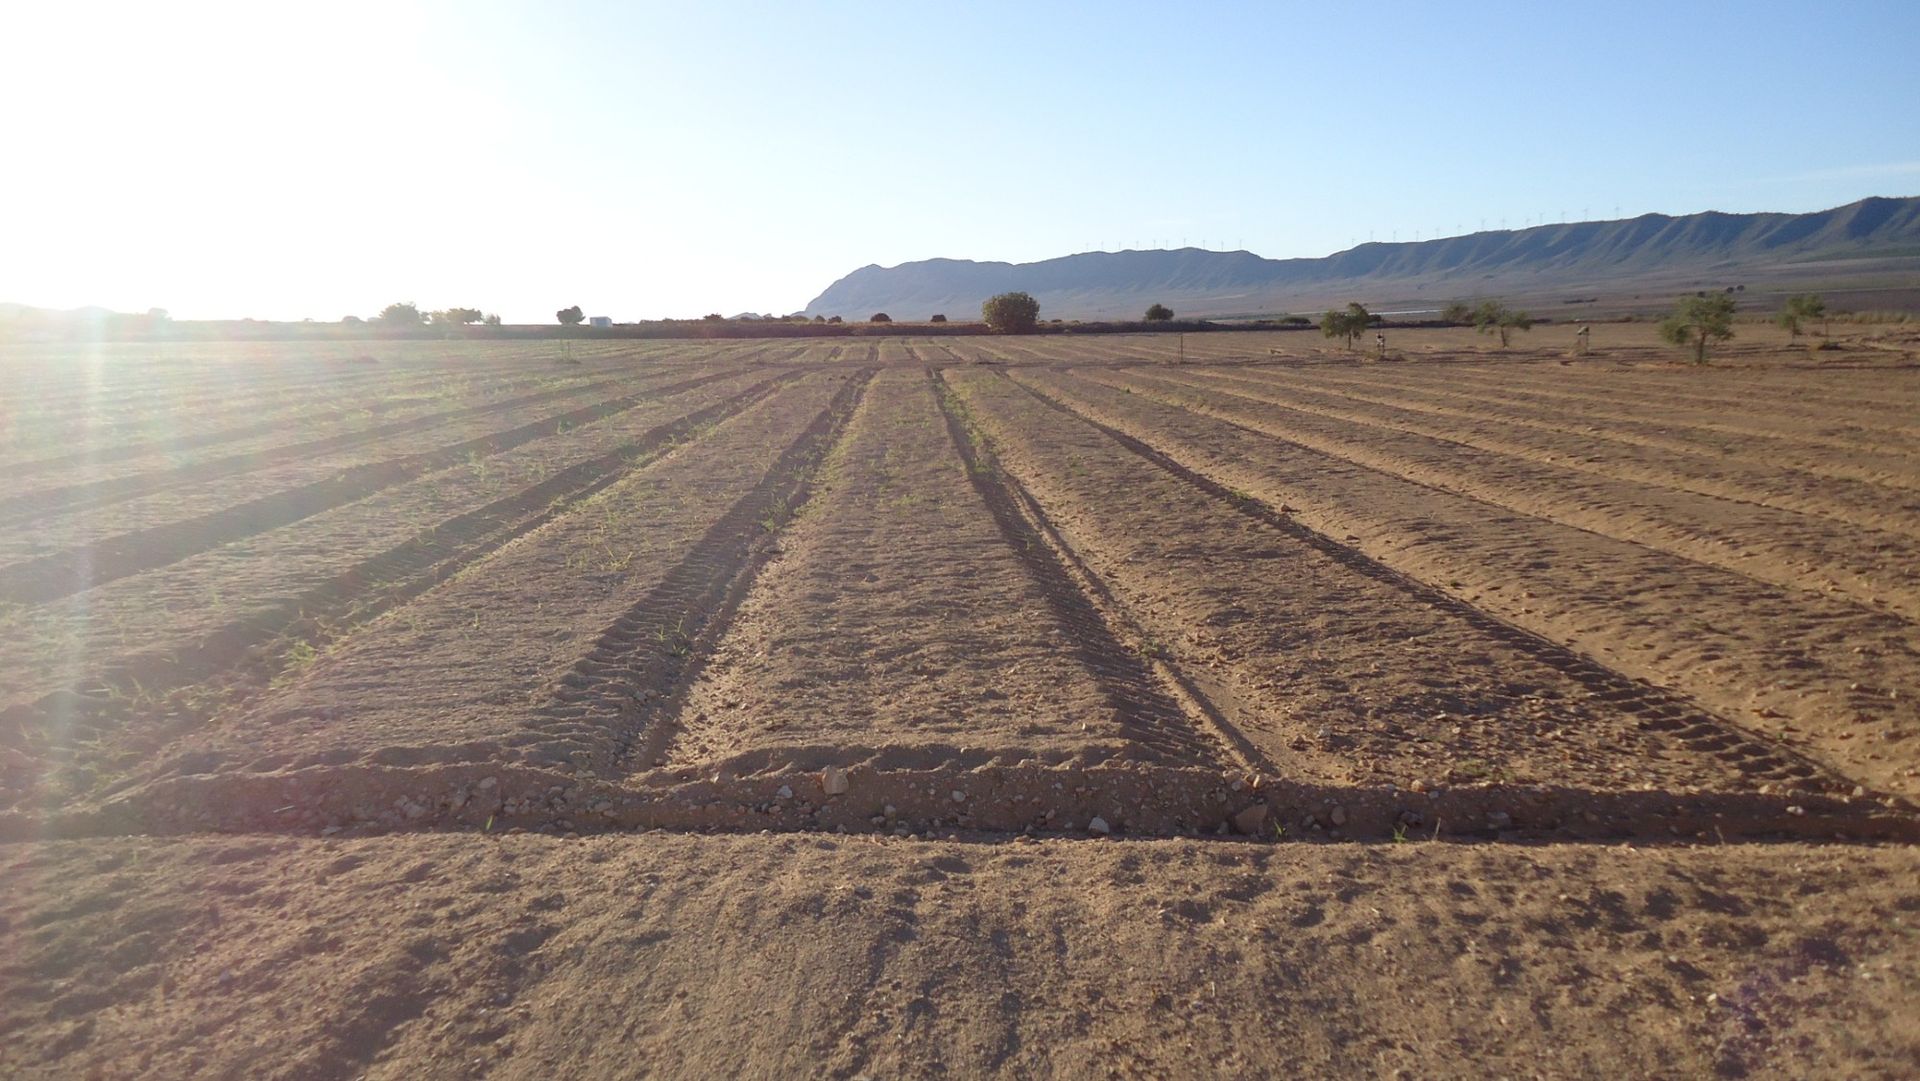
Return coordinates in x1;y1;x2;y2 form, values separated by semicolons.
3;337;1920;1079
2;346;1916;847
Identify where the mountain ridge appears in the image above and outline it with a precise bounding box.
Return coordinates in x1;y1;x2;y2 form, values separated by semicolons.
803;196;1920;319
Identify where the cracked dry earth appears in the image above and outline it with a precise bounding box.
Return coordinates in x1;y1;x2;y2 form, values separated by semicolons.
3;330;1919;1078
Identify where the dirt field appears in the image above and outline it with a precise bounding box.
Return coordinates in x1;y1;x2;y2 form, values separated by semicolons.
4;328;1919;1077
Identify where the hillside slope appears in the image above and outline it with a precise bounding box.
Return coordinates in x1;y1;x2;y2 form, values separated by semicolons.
804;196;1920;319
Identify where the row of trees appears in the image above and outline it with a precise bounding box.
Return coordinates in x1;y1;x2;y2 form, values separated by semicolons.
1658;290;1821;364
367;292;1820;360
369;302;501;327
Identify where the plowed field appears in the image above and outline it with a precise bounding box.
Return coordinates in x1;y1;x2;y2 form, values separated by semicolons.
5;331;1918;1078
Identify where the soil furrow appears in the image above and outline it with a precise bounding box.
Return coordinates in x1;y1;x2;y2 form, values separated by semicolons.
0;373;730;604
86;371;863;804
1230;365;1920;490
519;368;875;777
1378;365;1920;459
0;374;637;523
1009;367;1920;798
0;370;796;812
933;371;1255;774
650;367;1230;787
952;368;1850;817
1117;368;1920;619
1206;366;1920;526
0;365;693;480
1428;362;1920;424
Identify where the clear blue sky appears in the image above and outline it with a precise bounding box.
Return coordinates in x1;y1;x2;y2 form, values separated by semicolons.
5;0;1917;321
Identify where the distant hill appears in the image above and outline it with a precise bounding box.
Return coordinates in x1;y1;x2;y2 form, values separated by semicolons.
802;196;1920;320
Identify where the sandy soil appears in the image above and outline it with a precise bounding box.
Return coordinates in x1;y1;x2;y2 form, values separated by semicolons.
2;333;1917;1077
665;368;1213;777
3;833;1917;1080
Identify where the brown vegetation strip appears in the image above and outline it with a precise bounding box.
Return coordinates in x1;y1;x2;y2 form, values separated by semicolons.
0;371;743;604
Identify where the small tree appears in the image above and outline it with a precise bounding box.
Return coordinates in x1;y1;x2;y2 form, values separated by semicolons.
1472;300;1535;348
1320;302;1370;350
1440;301;1475;325
431;307;484;326
556;305;584;326
870;312;892;323
827;315;843;324
483;313;501;326
982;291;1040;334
929;313;948;323
377;301;423;326
1776;293;1826;339
1144;303;1174;322
1659;293;1736;364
